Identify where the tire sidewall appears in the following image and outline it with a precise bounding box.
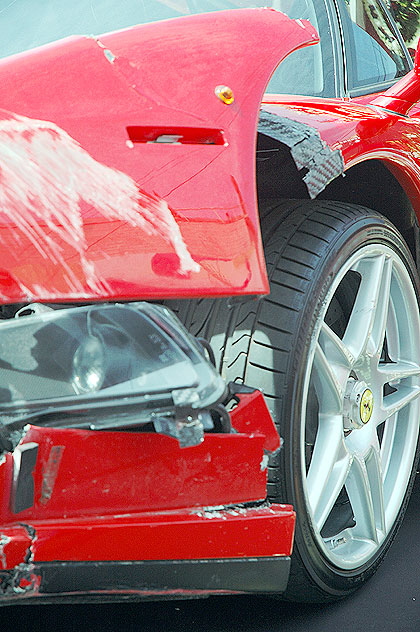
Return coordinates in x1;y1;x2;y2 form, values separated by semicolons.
280;212;420;596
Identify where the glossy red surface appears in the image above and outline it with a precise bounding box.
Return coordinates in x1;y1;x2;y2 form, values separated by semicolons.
0;387;294;570
260;95;420;214
1;429;268;522
372;69;420;115
0;526;33;570
372;41;420;115
2;3;420;602
229;390;281;453
0;9;318;302
24;504;295;562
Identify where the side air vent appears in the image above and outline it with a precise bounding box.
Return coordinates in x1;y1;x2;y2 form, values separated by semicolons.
126;126;226;145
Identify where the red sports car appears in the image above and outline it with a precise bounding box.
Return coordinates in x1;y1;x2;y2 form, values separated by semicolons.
0;0;419;604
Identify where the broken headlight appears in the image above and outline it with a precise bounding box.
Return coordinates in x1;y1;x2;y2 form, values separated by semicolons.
0;303;226;447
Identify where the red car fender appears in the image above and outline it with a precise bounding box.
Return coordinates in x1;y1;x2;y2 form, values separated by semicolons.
0;9;318;303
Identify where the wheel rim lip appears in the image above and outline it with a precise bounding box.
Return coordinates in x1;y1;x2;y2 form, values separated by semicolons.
300;242;420;571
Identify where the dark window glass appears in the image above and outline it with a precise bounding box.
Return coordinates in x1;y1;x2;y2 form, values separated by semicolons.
0;0;334;98
337;0;410;92
266;0;336;97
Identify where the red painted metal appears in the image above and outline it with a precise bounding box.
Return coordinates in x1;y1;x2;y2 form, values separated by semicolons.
230;390;281;453
0;385;294;570
372;68;420;115
0;10;318;302
260;95;420;216
1;13;419;298
25;504;295;562
1;2;420;602
0;526;32;570
372;39;420;115
2;428;268;522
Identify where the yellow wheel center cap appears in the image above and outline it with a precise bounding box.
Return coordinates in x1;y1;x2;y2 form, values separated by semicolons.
360;389;374;424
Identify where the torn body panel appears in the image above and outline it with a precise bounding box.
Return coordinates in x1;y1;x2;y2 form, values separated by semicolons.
0;299;292;603
258;109;345;199
0;10;318;302
257;96;420;222
0;527;32;571
0;326;295;604
0;386;295;601
0;506;294;600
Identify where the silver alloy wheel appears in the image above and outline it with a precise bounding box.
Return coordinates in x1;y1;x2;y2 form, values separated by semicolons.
303;244;420;570
167;201;420;600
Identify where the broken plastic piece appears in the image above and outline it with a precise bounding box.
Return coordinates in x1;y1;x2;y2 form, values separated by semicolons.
153;413;205;448
258;110;344;198
11;443;38;513
228;384;281;454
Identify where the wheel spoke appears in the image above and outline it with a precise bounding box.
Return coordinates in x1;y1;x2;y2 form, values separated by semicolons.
343;254;392;360
306;414;350;530
260;206;420;580
378;360;420;384
346;446;385;544
319;321;354;379
312;342;343;414
378;414;397;484
379;384;420;424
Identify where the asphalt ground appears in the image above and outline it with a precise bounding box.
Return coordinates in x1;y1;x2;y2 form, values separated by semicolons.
4;473;420;631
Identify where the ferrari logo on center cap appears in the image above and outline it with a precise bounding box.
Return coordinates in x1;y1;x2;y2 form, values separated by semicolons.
360;389;374;424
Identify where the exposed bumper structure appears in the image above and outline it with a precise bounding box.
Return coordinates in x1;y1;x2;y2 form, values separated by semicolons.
0;503;294;601
0;389;295;603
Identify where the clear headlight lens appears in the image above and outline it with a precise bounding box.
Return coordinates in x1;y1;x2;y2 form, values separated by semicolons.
0;303;226;431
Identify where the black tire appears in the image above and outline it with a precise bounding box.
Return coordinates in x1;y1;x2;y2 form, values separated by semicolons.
166;199;420;602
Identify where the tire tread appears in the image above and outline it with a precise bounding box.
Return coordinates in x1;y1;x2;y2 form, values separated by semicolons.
164;199;420;602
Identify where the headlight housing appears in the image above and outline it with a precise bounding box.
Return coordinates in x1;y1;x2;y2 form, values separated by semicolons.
0;303;226;446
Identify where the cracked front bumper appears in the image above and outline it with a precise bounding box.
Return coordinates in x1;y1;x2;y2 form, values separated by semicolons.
0;503;294;601
0;388;294;603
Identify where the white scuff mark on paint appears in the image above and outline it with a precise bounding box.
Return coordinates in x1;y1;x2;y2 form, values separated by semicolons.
93;37;117;64
103;48;116;63
0;113;199;294
192;504;259;519
0;535;11;570
260;454;269;471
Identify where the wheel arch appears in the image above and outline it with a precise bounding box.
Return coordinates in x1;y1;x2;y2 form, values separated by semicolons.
257;150;420;269
318;159;420;266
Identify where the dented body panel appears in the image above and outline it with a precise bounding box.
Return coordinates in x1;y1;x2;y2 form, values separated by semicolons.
0;9;417;303
0;10;317;301
0;393;295;601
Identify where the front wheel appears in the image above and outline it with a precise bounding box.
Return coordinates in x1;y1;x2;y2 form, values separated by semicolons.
239;201;420;600
166;200;420;601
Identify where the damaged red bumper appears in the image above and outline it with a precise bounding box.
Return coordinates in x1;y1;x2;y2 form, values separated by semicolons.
0;391;295;603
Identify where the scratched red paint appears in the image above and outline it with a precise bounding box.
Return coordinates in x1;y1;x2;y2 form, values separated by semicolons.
0;112;200;296
0;10;318;301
